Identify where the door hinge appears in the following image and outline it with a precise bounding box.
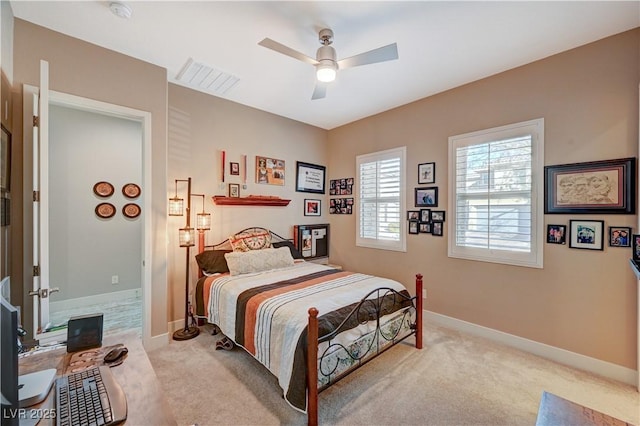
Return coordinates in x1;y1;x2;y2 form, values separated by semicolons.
33;265;40;277
33;115;39;127
33;191;40;202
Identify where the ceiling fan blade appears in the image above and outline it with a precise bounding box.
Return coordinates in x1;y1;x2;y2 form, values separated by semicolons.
258;38;318;65
337;43;398;69
311;83;328;100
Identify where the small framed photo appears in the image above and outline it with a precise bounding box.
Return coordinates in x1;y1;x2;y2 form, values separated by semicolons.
569;220;604;250
546;224;566;244
420;209;431;222
304;199;321;216
633;234;640;262
608;226;631;247
228;183;240;198
419;222;431;233
408;220;419;234
432;221;444;236
418;162;435;184
415;186;438;207
407;210;419;221
431;210;445;222
230;162;240;176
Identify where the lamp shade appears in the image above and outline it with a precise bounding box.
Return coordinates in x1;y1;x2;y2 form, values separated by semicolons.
179;226;195;247
169;197;184;216
196;212;211;231
316;60;337;83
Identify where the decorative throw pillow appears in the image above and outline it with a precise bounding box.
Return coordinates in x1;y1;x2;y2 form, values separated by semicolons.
224;247;295;276
195;250;231;275
229;229;272;252
271;240;304;260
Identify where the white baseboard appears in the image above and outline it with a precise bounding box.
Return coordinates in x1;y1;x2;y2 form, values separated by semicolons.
425;310;638;388
50;288;141;312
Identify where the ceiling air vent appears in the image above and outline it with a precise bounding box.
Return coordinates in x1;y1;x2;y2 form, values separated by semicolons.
176;58;239;96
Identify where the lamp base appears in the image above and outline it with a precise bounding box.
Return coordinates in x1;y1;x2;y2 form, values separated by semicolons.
172;325;200;341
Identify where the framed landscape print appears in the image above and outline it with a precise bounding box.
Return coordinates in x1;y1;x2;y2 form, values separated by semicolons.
544;157;635;214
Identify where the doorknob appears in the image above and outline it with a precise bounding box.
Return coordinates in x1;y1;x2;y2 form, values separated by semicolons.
28;288;60;299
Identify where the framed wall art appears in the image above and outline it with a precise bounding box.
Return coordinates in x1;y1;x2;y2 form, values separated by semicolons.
1;124;11;192
407;211;419;221
229;183;240;198
230;162;240;176
256;156;285;186
329;178;353;195
608;226;631;247
544;157;635;214
304;199;321;216
296;161;326;194
408;220;419;234
415;186;438;207
329;198;353;214
418;162;435;184
569;220;604;250
546;224;566;244
633;234;640;263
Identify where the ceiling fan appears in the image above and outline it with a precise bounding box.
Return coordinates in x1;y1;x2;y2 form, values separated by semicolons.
258;28;398;100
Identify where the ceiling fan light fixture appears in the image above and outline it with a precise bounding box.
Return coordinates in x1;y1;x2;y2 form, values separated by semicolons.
316;60;337;83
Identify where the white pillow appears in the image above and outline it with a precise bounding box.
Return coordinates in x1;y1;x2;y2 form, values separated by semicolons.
224;247;295;276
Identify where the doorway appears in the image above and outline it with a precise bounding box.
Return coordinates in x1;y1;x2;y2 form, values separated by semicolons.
23;86;152;346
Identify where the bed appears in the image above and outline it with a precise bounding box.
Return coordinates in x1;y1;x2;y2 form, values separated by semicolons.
193;227;423;425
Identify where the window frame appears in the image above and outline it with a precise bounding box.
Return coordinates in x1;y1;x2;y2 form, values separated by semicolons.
447;118;545;268
356;146;407;252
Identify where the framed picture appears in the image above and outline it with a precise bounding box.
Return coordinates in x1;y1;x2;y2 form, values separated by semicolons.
228;183;240;198
419;209;431;222
431;210;445;222
415;186;438;207
418;162;435;184
569;220;604;250
407;210;419;221
546;224;566;244
608;226;631;247
296;161;326;194
329;178;353;196
633;234;640;262
329;198;353;214
304;199;321;216
256;156;285;186
230;162;240;176
431;222;444;236
544;157;635;214
1;125;10;192
408;220;419;234
419;222;431;233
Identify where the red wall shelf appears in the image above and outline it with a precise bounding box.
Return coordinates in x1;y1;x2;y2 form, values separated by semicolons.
212;196;291;206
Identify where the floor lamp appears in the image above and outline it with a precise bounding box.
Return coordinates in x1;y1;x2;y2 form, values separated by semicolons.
169;177;211;341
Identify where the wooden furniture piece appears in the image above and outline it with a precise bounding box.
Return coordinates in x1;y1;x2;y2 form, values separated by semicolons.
212;195;291;206
535;391;633;426
19;331;176;425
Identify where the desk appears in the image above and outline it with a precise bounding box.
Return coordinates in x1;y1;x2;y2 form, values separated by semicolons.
535;391;633;426
19;331;176;425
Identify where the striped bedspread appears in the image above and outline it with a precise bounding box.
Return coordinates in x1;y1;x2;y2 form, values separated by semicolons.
203;261;411;412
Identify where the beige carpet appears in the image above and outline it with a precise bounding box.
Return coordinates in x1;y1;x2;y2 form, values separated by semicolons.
147;322;639;426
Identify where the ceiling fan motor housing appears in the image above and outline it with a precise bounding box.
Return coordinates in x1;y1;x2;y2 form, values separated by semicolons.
318;28;334;45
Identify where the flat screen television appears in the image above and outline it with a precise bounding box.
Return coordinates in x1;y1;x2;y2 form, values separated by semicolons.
1;293;19;426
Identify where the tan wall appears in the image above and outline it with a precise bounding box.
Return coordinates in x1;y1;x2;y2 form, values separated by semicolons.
166;84;328;324
327;29;640;369
13;19;169;337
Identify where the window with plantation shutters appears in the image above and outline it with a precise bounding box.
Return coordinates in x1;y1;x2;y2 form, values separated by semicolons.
356;147;406;252
448;119;544;268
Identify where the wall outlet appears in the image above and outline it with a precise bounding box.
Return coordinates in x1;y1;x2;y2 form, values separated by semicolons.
111;275;119;285
422;289;427;299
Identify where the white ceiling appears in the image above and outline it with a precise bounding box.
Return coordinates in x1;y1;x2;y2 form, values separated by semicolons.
9;1;640;130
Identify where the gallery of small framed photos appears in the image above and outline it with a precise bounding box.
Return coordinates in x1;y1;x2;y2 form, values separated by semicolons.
546;221;632;251
409;161;444;236
330;177;354;214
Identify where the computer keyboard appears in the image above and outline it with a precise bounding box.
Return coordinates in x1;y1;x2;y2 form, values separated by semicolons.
55;365;127;426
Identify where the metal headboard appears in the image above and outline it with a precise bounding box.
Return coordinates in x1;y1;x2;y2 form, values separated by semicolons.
203;227;291;252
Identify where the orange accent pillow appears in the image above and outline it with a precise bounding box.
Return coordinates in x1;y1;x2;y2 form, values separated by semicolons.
229;230;272;252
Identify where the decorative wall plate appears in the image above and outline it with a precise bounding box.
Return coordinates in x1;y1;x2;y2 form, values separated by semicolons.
93;181;114;198
95;203;116;219
122;183;141;199
122;203;141;219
